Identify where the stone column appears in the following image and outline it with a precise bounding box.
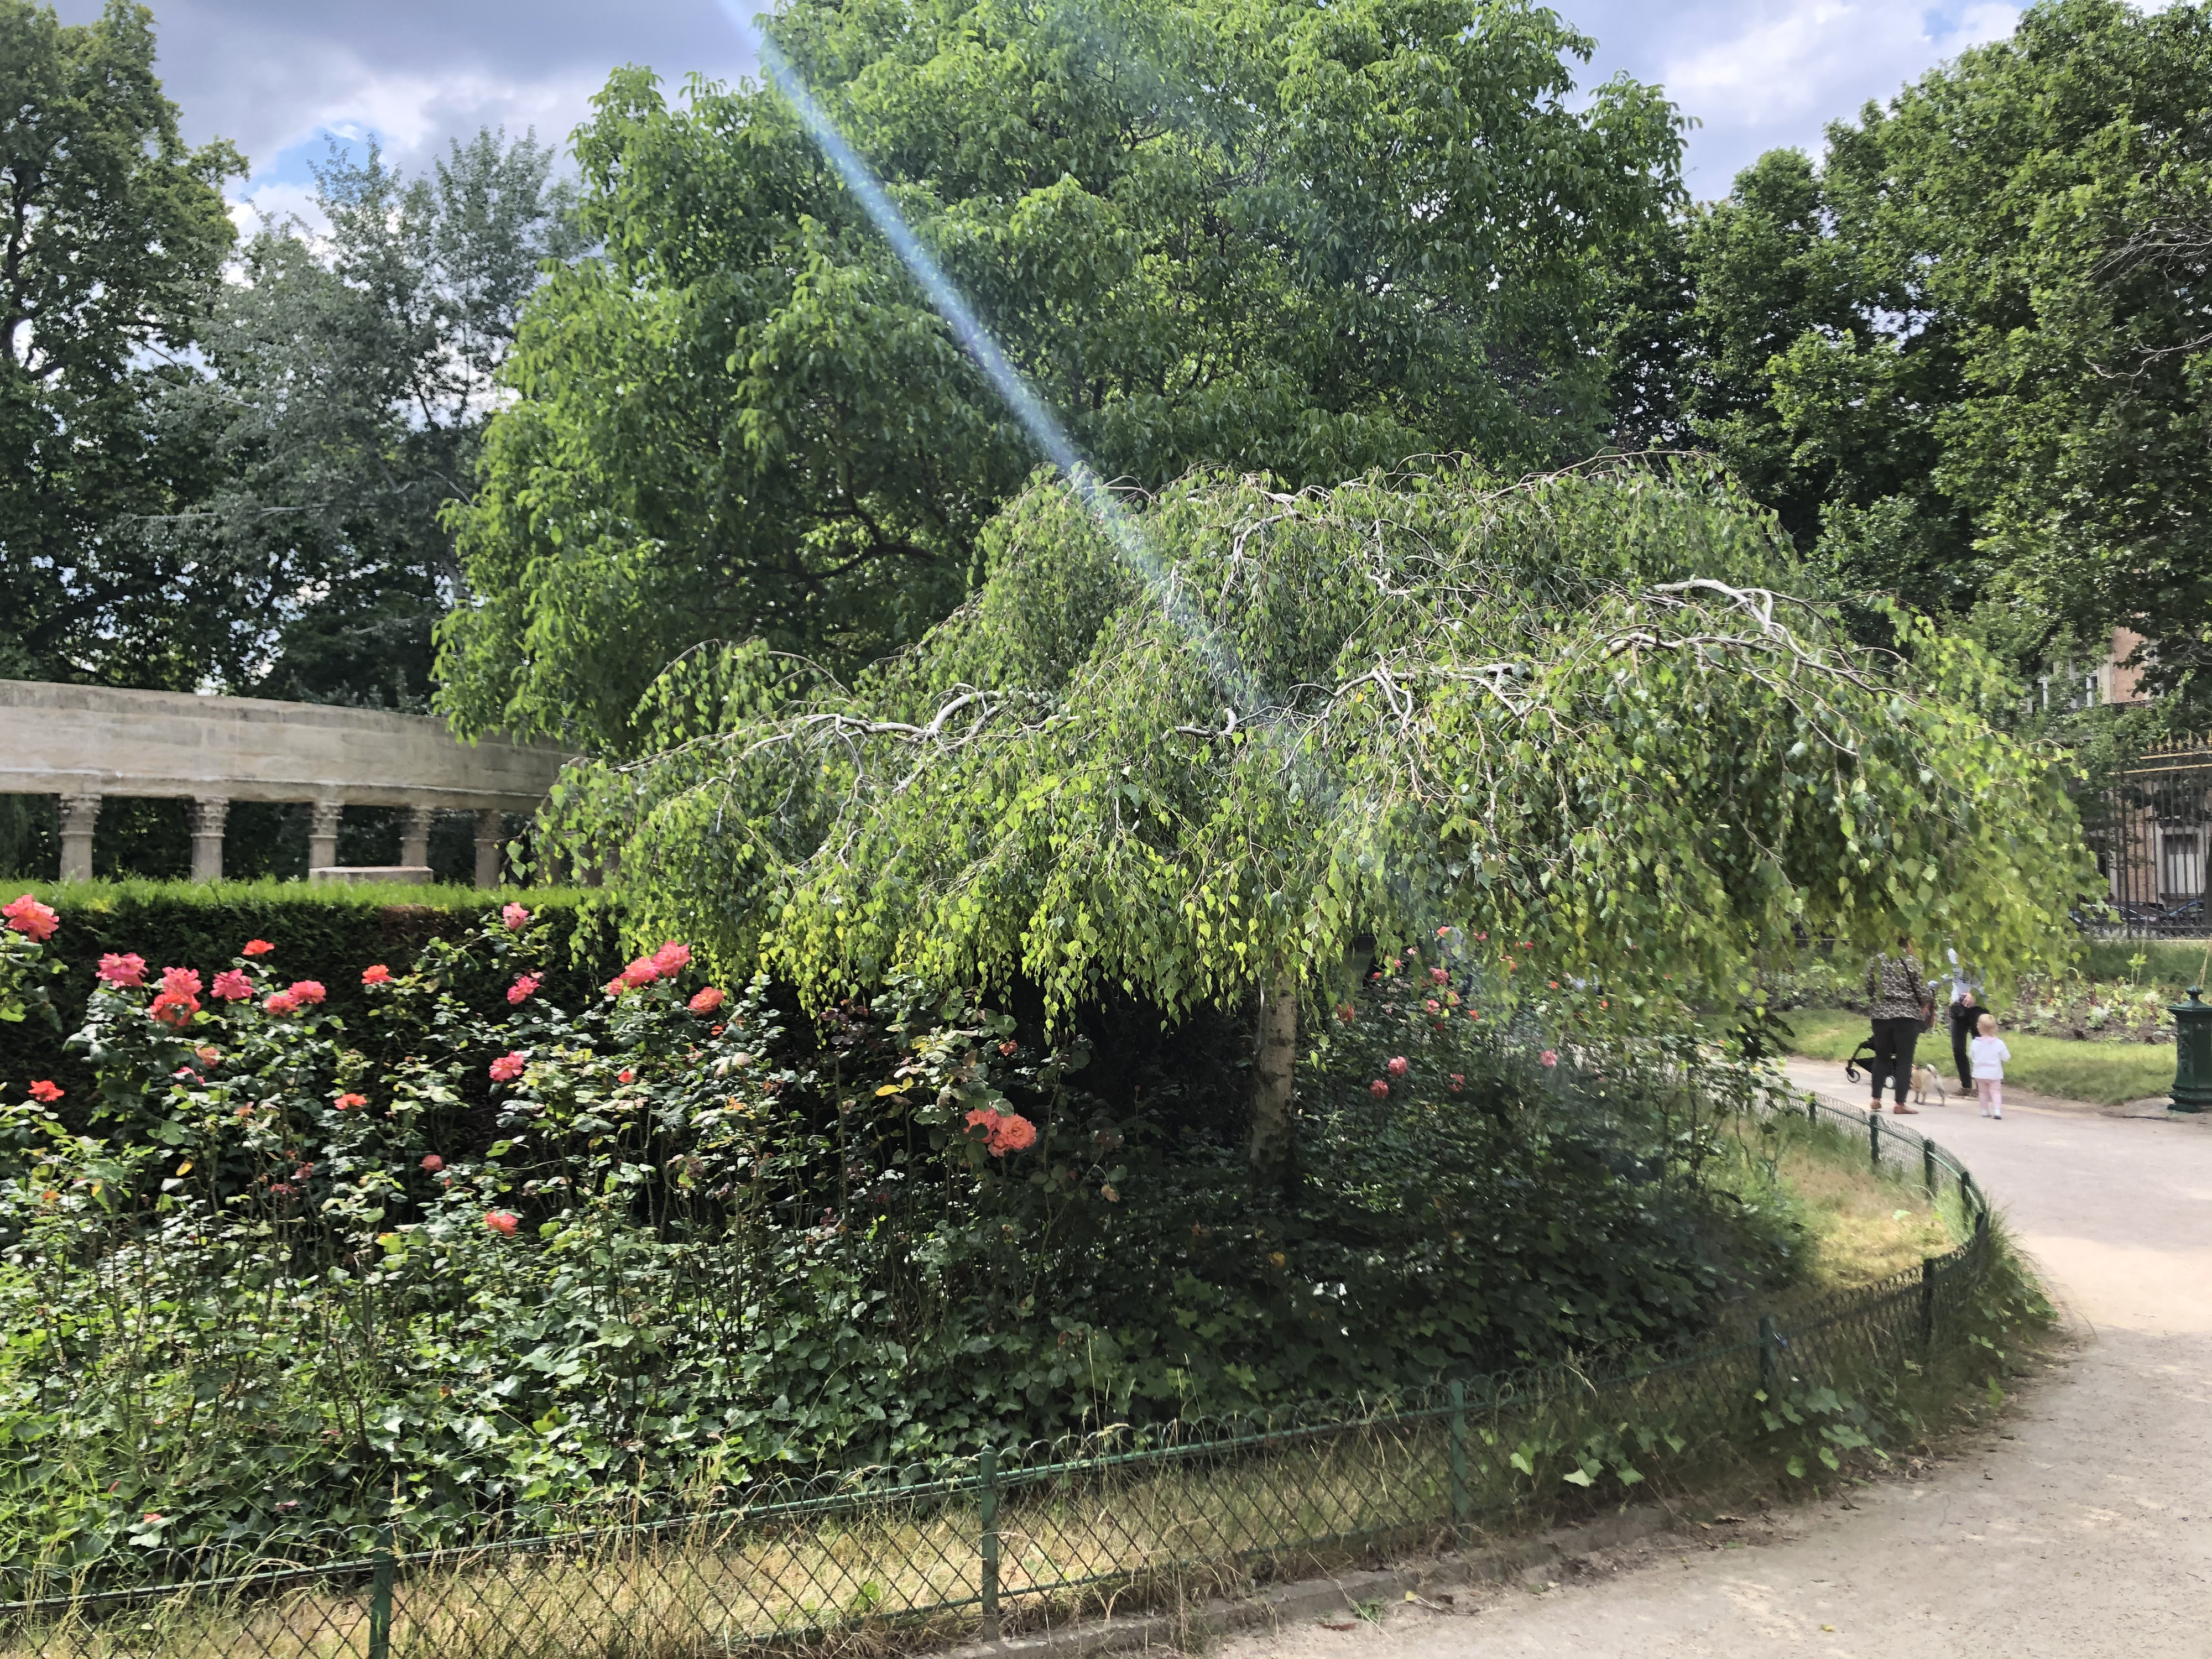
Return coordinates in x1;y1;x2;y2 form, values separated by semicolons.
473;808;505;890
57;792;100;882
189;797;229;884
400;804;436;870
307;800;343;877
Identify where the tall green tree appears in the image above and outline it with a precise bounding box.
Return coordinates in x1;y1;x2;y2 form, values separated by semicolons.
542;461;2088;1172
168;131;583;707
1647;0;2212;705
440;0;1688;752
0;0;241;686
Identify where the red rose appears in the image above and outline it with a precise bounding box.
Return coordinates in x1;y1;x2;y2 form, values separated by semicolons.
2;895;58;942
97;953;147;988
484;1210;519;1235
688;986;725;1015
1369;1079;1389;1098
362;964;392;985
243;939;275;956
28;1079;63;1103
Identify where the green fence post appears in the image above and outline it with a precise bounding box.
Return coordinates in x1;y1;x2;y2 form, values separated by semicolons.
1757;1314;1780;1396
1869;1110;1881;1168
1922;1138;1937;1198
367;1523;394;1659
1448;1380;1470;1540
978;1446;1000;1642
1919;1258;1937;1359
1806;1093;1818;1126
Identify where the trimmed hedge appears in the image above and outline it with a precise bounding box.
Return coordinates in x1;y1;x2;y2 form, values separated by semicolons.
1;880;624;1109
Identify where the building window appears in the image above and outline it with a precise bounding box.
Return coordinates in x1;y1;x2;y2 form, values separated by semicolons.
2163;831;2204;901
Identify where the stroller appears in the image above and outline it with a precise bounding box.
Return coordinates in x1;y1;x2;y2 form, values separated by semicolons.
1843;1039;1877;1085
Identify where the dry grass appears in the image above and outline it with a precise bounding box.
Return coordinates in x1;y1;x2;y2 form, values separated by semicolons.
1772;1127;1959;1292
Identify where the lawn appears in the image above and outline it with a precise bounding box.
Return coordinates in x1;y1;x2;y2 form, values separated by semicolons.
1780;1008;2174;1107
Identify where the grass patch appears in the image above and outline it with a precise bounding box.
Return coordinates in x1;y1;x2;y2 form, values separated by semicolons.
1779;1008;2173;1106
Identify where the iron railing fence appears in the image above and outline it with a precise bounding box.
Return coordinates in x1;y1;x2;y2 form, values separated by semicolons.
1;1091;2000;1659
2085;745;2212;937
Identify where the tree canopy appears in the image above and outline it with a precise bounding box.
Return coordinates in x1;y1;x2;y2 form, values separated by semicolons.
1622;0;2212;709
436;0;1688;751
169;132;582;707
0;0;241;686
542;461;2089;1160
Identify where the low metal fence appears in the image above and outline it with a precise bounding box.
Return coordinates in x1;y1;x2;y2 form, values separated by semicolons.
1;1092;2001;1659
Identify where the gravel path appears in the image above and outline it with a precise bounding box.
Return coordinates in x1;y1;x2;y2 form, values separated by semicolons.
1213;1063;2212;1658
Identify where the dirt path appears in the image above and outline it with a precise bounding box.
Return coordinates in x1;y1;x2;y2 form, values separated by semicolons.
1214;1066;2212;1658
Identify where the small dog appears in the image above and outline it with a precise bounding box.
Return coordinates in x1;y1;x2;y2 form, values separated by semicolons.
1910;1063;1948;1106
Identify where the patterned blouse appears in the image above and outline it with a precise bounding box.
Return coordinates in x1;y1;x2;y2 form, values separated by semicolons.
1865;952;1930;1021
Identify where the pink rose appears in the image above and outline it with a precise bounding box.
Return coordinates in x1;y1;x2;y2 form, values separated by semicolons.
1447;1073;1465;1092
687;985;724;1015
211;969;253;1001
650;942;691;976
1386;1056;1408;1076
1540;1050;1558;1068
507;973;541;1006
2;895;58;942
619;958;659;989
159;967;203;999
262;990;301;1016
1369;1079;1390;1098
335;1093;367;1111
488;1052;525;1083
502;904;530;931
288;980;326;1006
484;1210;519;1235
97;952;148;988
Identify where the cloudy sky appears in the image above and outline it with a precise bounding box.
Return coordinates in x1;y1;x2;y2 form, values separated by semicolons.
59;0;2027;222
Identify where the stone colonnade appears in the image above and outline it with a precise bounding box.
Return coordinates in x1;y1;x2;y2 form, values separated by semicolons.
8;682;572;886
51;793;514;885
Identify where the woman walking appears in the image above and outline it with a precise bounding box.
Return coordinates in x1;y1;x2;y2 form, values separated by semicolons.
1865;935;1933;1115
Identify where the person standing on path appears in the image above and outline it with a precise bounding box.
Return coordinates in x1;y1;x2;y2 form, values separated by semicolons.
1944;947;1984;1092
1969;1011;2010;1118
1865;935;1932;1115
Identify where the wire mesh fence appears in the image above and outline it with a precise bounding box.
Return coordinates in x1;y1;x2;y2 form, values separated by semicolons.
2;1089;2001;1659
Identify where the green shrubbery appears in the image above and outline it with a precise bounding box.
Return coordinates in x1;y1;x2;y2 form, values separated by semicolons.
0;904;1799;1580
0;880;620;1109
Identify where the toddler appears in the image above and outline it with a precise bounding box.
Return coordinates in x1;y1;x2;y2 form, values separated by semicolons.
1968;1012;2010;1119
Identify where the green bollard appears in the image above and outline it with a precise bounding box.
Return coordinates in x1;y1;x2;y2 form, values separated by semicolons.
2170;987;2212;1113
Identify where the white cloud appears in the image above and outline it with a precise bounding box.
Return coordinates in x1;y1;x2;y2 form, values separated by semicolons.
63;0;2030;208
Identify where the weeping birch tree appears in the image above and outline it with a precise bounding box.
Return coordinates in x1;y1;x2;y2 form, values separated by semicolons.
539;460;2091;1173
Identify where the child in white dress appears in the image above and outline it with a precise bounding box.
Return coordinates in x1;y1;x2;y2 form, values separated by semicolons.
1969;1013;2010;1119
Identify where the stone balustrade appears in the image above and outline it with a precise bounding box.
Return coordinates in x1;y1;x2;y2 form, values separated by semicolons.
1;681;573;884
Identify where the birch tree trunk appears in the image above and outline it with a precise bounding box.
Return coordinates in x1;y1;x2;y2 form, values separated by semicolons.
1250;974;1298;1175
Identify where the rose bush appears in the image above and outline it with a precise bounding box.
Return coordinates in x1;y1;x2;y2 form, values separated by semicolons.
0;906;1797;1582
